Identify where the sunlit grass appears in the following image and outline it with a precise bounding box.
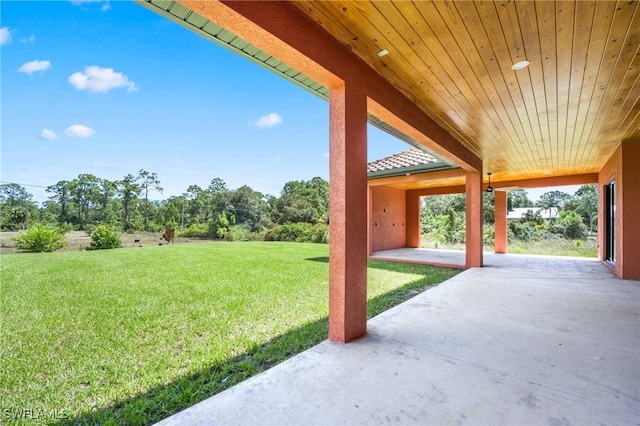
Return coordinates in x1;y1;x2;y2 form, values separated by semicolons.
1;241;458;425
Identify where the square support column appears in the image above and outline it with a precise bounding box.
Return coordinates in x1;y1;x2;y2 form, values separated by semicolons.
494;191;508;254
465;171;483;267
406;191;421;248
329;84;368;343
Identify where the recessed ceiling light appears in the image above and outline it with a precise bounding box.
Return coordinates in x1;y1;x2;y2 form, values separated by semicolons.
377;49;389;57
512;60;530;70
534;140;544;145
540;158;548;162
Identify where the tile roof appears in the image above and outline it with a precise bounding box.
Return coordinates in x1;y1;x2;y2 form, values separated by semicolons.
367;148;439;174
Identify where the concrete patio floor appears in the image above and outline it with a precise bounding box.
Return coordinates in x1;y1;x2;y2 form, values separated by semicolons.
157;254;639;425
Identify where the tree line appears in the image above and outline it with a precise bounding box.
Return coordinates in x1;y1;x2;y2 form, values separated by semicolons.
1;172;598;247
421;185;598;247
0;171;329;242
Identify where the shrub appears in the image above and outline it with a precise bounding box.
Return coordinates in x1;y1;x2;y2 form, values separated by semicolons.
89;225;122;250
222;225;249;242
13;224;69;252
264;222;329;243
178;223;211;238
559;210;587;240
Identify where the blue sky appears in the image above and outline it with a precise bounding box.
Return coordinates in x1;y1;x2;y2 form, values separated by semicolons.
1;1;577;203
1;0;410;203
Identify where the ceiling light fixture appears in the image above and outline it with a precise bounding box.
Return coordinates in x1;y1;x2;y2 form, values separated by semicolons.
377;49;389;57
511;60;530;70
485;172;494;193
534;140;545;145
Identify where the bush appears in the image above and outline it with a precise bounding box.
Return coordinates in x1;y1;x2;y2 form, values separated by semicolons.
13;224;69;252
264;222;329;243
178;223;211;238
559;211;587;240
222;225;249;241
89;225;122;250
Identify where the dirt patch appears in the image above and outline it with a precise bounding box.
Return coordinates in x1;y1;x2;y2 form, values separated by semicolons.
0;230;213;255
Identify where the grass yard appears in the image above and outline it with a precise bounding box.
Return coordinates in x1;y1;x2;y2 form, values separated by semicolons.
1;241;458;425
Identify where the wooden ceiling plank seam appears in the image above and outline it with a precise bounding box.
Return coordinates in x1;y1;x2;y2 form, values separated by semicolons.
582;0;638;147
450;1;535;171
476;0;541;169
535;1;560;172
408;1;517;152
599;37;640;135
495;0;546;150
618;105;640;140
566;1;597;171
296;1;480;151
360;1;491;147
427;0;527;164
572;1;618;171
581;1;638;169
554;0;576;172
598;69;640;148
515;1;551;152
612;67;640;138
579;36;640;169
464;1;533;149
340;1;485;151
491;0;544;173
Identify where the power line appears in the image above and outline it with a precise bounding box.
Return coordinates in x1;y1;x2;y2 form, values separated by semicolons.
0;181;49;189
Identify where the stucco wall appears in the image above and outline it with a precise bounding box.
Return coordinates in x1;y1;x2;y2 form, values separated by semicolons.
370;186;406;252
598;140;640;280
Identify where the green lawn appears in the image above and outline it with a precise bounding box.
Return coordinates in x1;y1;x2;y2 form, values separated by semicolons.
1;242;458;425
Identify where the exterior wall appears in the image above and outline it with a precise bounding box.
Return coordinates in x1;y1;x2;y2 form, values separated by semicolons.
598;140;640;281
370;186;407;252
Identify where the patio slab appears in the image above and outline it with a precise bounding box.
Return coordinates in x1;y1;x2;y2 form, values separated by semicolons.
156;254;639;425
371;247;467;268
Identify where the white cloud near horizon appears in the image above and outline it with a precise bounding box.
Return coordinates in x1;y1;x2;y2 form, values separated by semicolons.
1;27;12;45
249;112;282;128
17;60;52;75
68;66;137;93
65;124;96;138
40;129;58;140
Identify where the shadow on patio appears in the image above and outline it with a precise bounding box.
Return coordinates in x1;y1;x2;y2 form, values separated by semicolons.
155;254;639;425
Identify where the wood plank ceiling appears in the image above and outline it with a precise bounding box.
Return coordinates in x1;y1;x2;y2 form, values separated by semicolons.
290;0;640;182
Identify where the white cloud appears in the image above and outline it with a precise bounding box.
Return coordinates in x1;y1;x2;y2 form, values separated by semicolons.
70;0;111;11
65;124;96;138
21;35;36;44
322;152;330;159
40;129;58;140
249;112;282;128
17;60;52;75
0;27;11;45
68;66;137;93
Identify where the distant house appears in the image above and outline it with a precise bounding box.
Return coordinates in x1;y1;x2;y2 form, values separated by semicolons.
507;207;558;220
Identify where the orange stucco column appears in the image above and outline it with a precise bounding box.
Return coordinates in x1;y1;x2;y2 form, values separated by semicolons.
328;83;368;343
494;191;507;254
465;171;483;267
406;191;421;248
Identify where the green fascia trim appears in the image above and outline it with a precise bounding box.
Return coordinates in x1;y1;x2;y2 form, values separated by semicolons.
135;0;454;171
